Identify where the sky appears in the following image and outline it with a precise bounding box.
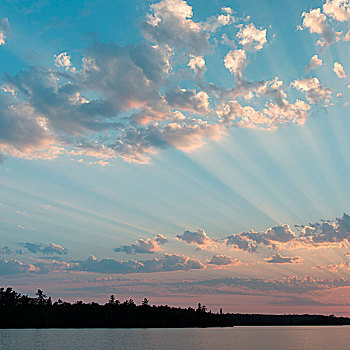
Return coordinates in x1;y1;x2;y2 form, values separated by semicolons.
1;0;350;315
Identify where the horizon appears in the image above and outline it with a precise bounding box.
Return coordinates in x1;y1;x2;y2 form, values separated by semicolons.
1;0;350;316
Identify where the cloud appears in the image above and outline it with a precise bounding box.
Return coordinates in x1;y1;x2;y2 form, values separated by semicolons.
140;0;210;55
0;18;10;46
114;234;167;254
333;61;346;79
301;8;335;47
188;55;206;77
207;255;240;266
54;52;73;71
71;253;205;274
323;0;350;22
237;23;267;51
265;224;295;243
312;262;350;272
224;233;258;253
0;0;343;164
306;55;323;70
292;77;331;104
265;253;302;264
174;274;350;294
176;229;216;249
295;213;350;247
224;49;247;80
20;242;68;255
165;88;209;113
0;258;35;275
216;78;311;129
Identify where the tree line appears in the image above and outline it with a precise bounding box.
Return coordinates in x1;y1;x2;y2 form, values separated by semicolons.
0;287;232;328
1;287;349;328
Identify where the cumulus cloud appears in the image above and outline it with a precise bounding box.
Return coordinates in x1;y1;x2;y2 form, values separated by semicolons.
165;88;209;113
176;229;216;249
114;234;167;254
188;55;206;77
333;61;346;79
207;255;240;266
0;0;342;164
0;258;35;275
54;52;72;70
323;0;350;22
292;77;331;104
237;23;267;51
71;253;205;274
217;78;311;129
20;242;68;255
265;253;302;264
0;18;10;46
296;213;350;247
301;8;336;47
306;55;323;70
224;49;247;80
224;233;258;253
140;0;210;55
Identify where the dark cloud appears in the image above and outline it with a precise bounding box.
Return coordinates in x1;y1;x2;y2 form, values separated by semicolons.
20;242;68;255
224;233;258;253
207;255;239;266
176;229;215;248
265;253;302;264
174;275;350;294
71;253;205;274
0;258;35;275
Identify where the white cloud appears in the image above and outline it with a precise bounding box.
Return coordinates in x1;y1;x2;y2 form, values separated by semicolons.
141;0;210;55
292;77;331;104
306;55;323;70
188;55;206;76
333;61;346;79
323;0;350;22
301;8;335;47
54;52;72;70
0;18;9;46
237;23;267;51
224;49;247;79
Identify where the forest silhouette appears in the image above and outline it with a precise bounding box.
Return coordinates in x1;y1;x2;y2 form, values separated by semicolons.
1;287;349;328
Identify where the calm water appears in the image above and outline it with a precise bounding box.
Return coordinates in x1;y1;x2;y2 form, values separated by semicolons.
0;327;349;350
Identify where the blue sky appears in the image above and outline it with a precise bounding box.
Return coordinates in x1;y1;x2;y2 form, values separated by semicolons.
1;0;350;314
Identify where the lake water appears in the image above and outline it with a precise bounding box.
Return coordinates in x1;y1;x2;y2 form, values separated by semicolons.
0;327;349;350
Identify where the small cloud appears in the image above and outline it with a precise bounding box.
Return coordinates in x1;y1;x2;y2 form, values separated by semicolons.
236;23;267;51
20;242;68;255
306;55;323;71
54;52;72;70
0;18;10;46
176;229;215;249
207;254;240;266
333;62;346;79
0;258;36;275
265;253;302;264
114;234;167;254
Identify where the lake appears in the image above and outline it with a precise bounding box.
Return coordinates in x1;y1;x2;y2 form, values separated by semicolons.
0;327;349;349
